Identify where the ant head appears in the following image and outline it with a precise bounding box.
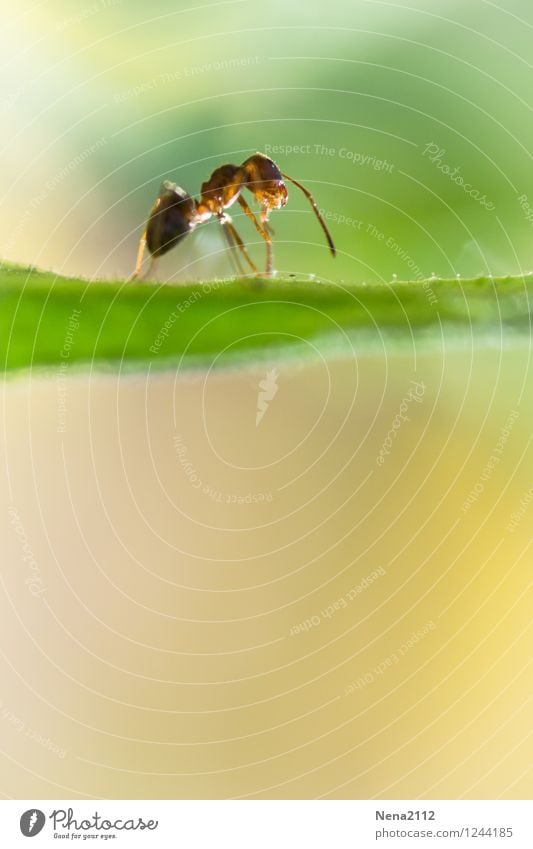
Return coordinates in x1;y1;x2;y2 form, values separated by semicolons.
145;182;198;257
241;153;288;211
244;153;336;258
196;164;244;218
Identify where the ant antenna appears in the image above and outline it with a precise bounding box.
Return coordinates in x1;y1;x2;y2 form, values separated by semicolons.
281;172;336;257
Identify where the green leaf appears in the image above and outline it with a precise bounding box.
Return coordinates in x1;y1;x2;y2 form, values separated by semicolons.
1;264;531;373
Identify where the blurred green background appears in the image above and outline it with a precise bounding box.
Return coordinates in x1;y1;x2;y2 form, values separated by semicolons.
2;0;533;282
1;0;532;803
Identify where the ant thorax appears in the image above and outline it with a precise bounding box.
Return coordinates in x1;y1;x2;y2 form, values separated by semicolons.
197;164;244;217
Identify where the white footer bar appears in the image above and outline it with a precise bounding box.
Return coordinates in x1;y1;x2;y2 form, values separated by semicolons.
1;800;531;848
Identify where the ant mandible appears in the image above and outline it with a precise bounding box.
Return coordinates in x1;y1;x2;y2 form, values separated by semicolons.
131;152;336;280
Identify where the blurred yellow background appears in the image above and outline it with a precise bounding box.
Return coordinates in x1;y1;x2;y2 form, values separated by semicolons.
1;344;531;798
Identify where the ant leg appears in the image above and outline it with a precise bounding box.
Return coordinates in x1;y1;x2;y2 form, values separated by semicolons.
259;206;274;277
237;195;272;276
220;216;258;275
221;220;246;276
139;256;159;281
130;230;147;280
130;197;161;280
281;172;336;257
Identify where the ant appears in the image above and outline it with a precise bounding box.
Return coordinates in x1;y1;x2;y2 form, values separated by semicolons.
131;152;336;280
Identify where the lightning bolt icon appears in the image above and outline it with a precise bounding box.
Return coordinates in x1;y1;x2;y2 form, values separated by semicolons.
28;811;38;833
256;368;279;425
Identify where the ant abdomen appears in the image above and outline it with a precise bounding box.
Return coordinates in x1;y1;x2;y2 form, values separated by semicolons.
146;182;196;257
